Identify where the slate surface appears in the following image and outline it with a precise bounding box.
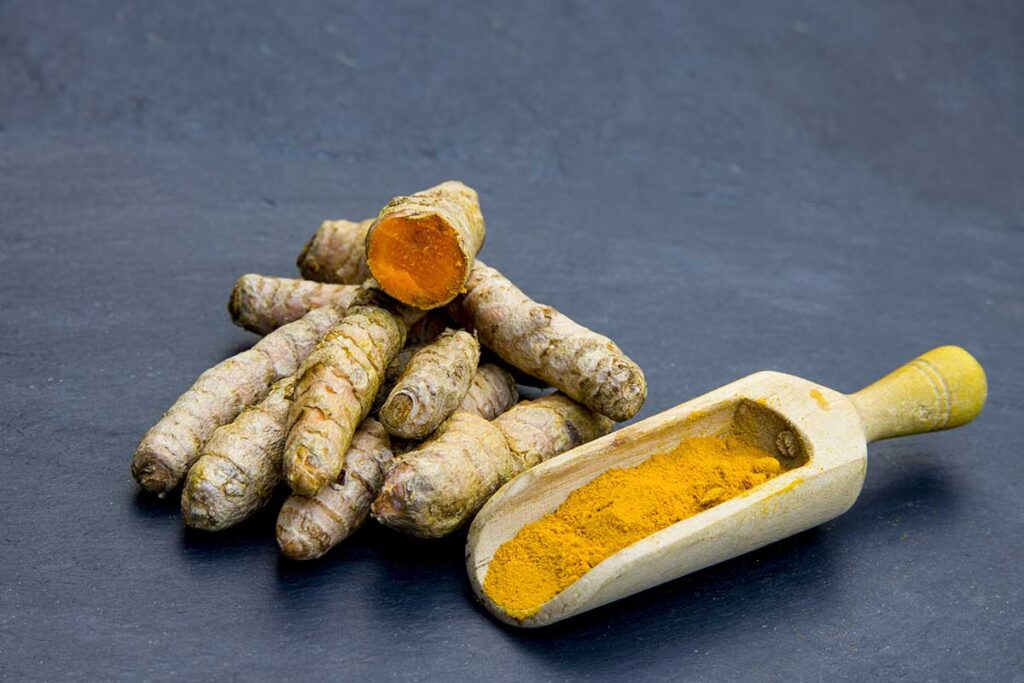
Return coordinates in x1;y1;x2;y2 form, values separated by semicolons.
1;1;1021;680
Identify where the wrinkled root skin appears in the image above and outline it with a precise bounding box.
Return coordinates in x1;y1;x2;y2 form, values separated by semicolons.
370;343;424;416
457;363;519;420
379;329;480;439
297;218;374;284
228;274;359;335
450;261;647;421
493;393;613;469
372;395;613;538
132;304;344;496
181;377;295;531
277;419;392;559
131;453;175;498
366;181;485;310
372;412;513;538
283;302;406;497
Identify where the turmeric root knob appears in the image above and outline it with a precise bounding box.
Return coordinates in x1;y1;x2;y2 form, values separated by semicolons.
371;412;513;538
181;376;295;531
366;181;485;310
493;393;614;470
457;363;519;420
379;329;480;439
228;274;360;335
450;261;646;422
277;419;393;560
370;343;425;416
297;218;374;284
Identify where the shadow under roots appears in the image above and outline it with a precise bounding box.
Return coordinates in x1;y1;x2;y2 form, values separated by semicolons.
131;487;181;520
275;522;467;582
179;488;290;559
270;520;470;622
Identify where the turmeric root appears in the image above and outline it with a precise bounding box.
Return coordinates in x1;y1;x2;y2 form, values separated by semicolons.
181;376;295;531
296;223;641;418
283;292;406;496
276;419;393;560
228;274;360;334
366;181;485;310
228;274;441;339
379;329;480;439
449;261;646;421
371;412;511;538
492;393;612;469
297;218;374;284
370;343;424;415
457;363;518;420
132;303;344;496
372;394;613;538
384;364;515;458
384;363;520;473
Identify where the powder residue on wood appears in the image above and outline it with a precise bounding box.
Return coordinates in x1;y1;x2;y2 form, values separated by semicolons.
482;435;783;620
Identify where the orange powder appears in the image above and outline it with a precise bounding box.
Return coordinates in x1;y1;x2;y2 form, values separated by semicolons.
482;435;782;620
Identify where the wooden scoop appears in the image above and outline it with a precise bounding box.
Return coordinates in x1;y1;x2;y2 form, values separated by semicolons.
466;346;987;628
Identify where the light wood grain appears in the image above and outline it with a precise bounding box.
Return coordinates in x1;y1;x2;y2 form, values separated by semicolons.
850;346;987;442
466;346;986;627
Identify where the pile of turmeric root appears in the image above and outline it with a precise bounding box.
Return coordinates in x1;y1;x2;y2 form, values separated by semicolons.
132;181;647;560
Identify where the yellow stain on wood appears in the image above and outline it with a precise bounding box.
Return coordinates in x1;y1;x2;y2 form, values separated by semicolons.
809;388;830;410
757;476;804;517
774;476;803;496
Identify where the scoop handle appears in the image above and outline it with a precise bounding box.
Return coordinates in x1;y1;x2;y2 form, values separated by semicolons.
848;346;987;443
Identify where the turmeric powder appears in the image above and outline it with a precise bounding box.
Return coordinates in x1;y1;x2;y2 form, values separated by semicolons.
482;435;783;620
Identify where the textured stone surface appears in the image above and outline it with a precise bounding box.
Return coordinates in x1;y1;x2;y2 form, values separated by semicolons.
1;1;1021;679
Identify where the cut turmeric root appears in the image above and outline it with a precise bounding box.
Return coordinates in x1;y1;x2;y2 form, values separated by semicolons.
228;274;360;334
366;181;485;310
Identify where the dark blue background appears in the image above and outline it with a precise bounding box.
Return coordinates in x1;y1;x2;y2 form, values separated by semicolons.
2;1;1021;680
